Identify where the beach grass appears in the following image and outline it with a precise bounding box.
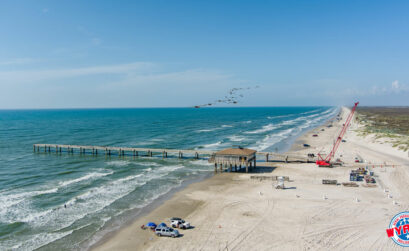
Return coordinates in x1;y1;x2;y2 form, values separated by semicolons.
355;107;409;151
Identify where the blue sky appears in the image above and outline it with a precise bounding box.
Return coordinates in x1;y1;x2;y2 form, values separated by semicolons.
0;0;408;108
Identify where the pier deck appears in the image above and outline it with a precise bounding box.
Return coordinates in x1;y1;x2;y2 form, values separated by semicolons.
33;144;316;162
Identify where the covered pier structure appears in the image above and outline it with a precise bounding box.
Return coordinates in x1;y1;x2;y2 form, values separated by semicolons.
210;147;257;173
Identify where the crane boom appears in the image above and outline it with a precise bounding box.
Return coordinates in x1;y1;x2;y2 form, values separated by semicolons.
316;102;359;166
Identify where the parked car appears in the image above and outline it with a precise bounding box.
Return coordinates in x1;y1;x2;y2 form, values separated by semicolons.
171;219;190;229
155;226;179;238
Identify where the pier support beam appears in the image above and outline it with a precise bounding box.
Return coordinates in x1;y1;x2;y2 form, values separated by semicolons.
235;164;237;172
195;152;199;159
266;154;269;162
214;163;218;173
229;164;232;172
220;163;223;172
246;163;248;173
254;158;256;169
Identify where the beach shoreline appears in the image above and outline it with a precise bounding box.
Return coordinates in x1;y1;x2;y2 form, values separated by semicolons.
91;107;408;250
89;109;341;251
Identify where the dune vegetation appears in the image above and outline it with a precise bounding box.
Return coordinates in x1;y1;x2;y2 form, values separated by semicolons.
355;107;409;152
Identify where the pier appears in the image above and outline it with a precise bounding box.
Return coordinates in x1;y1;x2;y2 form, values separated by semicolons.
33;144;317;170
33;144;214;159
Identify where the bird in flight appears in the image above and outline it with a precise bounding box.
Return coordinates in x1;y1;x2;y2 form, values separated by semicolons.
193;85;259;108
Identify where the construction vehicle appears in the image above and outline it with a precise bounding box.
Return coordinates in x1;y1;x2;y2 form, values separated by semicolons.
316;102;359;167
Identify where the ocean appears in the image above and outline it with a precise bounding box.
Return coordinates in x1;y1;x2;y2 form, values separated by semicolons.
0;107;338;250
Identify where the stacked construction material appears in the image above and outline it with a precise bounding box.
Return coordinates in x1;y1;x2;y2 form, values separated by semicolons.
364;175;375;183
342;182;359;187
350;167;367;181
322;179;337;185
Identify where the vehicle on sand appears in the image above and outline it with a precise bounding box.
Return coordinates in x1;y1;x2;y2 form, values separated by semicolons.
171;219;190;229
155;226;179;238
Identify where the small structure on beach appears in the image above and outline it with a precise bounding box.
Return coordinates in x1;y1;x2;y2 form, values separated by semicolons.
209;147;257;173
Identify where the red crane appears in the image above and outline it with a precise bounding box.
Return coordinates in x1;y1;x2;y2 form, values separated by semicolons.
316;102;359;166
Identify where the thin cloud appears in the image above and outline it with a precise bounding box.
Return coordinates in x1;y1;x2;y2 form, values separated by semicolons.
324;80;409;98
0;62;248;108
0;58;38;66
0;62;155;84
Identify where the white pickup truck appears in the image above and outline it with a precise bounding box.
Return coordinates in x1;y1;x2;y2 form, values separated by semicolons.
170;217;190;229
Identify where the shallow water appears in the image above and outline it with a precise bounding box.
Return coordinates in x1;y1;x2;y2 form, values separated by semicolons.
0;107;338;250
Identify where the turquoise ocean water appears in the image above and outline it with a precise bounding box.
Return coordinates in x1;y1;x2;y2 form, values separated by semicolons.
0;107;338;250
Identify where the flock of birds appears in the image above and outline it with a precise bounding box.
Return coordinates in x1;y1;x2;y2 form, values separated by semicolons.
194;85;260;108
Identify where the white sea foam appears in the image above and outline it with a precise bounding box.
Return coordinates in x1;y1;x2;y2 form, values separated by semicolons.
267;114;292;119
190;159;213;166
113;174;143;183
253;107;339;151
245;124;278;134
227;135;246;142
0;187;58;212
0;162;186;232
199;141;223;150
137;162;162;167
221;124;233;128
196;128;219;133
58;171;113;187
254;128;294;151
106;160;130;167
2;229;74;251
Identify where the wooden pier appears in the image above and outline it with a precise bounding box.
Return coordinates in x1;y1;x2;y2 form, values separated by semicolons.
33;144;214;159
33;144;316;165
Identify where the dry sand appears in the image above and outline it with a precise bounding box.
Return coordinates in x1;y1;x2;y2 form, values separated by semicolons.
92;107;409;251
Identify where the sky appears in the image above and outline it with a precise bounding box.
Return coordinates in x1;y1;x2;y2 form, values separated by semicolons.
0;0;408;109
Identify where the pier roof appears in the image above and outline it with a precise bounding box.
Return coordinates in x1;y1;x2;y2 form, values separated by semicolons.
215;148;256;156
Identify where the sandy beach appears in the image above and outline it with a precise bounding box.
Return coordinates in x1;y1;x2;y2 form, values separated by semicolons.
92;107;409;251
